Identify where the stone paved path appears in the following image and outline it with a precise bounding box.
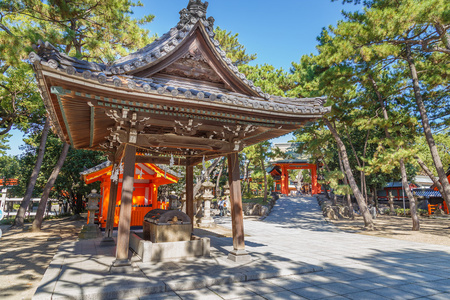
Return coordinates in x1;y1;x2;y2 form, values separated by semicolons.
34;196;450;299
183;196;450;300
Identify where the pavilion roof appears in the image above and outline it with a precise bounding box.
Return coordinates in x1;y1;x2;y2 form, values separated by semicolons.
29;0;330;165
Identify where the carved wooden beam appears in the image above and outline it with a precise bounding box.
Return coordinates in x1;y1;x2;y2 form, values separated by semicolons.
114;144;126;163
135;155;186;165
114;130;244;153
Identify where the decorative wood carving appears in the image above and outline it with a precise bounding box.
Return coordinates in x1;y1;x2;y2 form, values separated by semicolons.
174;118;202;136
158;49;223;83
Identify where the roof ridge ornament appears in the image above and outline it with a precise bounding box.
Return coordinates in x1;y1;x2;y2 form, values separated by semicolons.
178;0;214;31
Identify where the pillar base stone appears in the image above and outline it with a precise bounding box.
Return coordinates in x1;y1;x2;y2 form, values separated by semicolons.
227;249;252;263
109;259;134;274
100;236;115;247
198;217;215;228
78;225;101;239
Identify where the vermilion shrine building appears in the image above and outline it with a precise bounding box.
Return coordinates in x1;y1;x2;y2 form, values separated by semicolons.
81;161;179;230
30;0;330;265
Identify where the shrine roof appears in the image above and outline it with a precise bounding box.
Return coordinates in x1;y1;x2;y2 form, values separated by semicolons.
271;159;311;165
29;1;330;162
29;0;328;113
80;160;181;179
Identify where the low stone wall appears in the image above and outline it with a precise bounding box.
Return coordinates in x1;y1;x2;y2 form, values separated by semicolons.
316;194;352;220
242;203;269;216
130;232;210;262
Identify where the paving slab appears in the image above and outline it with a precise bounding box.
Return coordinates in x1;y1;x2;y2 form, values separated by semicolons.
33;196;450;299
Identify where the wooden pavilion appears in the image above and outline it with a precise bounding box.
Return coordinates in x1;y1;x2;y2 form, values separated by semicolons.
29;0;330;265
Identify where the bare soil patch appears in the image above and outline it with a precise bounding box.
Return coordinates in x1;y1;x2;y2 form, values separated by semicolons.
329;214;450;246
0;218;84;300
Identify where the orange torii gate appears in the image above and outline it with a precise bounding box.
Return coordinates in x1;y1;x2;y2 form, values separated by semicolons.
268;160;321;195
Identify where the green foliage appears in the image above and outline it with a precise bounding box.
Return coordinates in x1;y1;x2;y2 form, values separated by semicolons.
387;208;428;217
214;27;256;66
1;0;155;62
414;134;450;176
241;196;266;205
242;141;274;198
0;65;45;135
0;155;19;186
0;134;11;154
13;129;106;204
0;0;155;135
239;64;292;96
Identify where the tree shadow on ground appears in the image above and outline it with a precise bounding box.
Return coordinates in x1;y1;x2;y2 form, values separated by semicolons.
0;218;84;300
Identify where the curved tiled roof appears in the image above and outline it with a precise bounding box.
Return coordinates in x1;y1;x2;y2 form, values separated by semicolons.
28;1;330;117
80;160;182;178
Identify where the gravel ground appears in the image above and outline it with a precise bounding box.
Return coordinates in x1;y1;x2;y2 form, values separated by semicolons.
329;213;450;246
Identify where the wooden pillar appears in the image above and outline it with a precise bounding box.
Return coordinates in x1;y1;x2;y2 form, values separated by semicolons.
114;145;136;264
185;158;194;232
227;152;251;262
104;177;118;239
311;165;318;195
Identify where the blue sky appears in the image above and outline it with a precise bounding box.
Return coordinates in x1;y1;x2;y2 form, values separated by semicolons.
5;0;360;156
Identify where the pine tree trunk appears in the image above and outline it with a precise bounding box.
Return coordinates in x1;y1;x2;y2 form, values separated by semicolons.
259;144;268;203
12;118;50;228
245;160;251;195
338;146;354;219
32;143;70;232
322;161;336;205
194;158;221;196
215;160;224;198
388;191;396;215
400;158;420;230
373;186;379;209
414;155;449;206
369;72;419;228
404;46;450;211
325;118;373;229
435;22;450;50
345;127;366;203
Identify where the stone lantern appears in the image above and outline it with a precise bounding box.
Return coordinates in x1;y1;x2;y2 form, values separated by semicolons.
198;179;215;228
87;190;100;226
79;189;101;239
168;191;178;210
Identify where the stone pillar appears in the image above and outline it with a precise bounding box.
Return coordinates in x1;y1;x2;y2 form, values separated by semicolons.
227;152;251;262
114;145;136;266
